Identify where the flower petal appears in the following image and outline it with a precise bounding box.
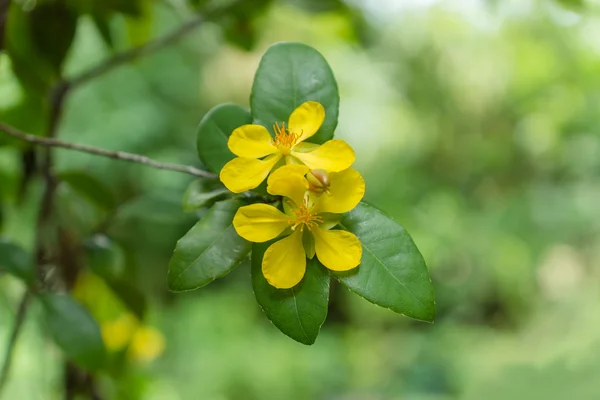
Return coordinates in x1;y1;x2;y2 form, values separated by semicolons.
292;140;355;172
267;164;310;207
228;124;278;158
314;168;365;214
233;204;290;242
312;226;362;271
262;230;306;288
288;101;325;143
220;154;282;193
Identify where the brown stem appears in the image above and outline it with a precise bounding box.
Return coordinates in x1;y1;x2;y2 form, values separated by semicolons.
0;122;216;179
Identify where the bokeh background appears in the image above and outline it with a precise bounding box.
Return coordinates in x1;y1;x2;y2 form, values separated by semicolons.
2;0;600;398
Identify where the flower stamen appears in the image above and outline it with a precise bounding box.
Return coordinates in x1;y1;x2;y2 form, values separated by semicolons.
273;122;300;155
287;198;323;232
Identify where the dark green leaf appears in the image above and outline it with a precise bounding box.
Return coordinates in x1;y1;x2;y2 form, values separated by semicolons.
0;94;47;138
30;3;77;75
555;0;584;10
91;13;114;49
182;178;230;212
106;280;146;319
125;2;152;47
196;103;252;173
223;17;257;51
88;0;142;16
5;3;57;92
287;0;346;13
251;42;340;144
40;293;107;371
168;199;251;292
187;0;208;9
333;202;435;322
0;238;35;284
251;242;330;345
84;235;145;317
59;171;116;211
0;0;9;50
84;235;126;282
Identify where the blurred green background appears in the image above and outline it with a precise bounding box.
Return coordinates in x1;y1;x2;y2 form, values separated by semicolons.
2;0;600;399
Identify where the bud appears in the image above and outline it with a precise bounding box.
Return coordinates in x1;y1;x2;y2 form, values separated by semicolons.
306;169;330;193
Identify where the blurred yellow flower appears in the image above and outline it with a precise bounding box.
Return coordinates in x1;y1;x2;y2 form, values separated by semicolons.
233;164;365;288
101;314;165;364
220;101;355;193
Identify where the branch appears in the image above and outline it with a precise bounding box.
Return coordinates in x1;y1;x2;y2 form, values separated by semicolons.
69;17;203;89
0;12;210;397
0;122;216;179
0;290;31;394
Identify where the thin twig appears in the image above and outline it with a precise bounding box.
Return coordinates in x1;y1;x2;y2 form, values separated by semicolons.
69;16;203;89
0;122;217;179
0;290;32;393
34;82;70;282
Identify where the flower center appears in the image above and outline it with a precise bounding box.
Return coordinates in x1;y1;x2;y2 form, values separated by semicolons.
287;196;322;232
273;122;300;155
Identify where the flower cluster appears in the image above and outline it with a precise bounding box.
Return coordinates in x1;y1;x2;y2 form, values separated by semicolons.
220;101;365;289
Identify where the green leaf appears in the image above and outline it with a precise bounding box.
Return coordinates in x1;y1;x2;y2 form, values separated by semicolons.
182;178;230;212
59;171;116;211
0;94;47;138
251;242;330;345
78;0;143;16
223;17;257;51
555;0;584;10
5;3;57;93
105;280;146;319
84;235;126;282
250;42;340;144
333;202;435;322
286;0;346;13
40;293;107;371
98;0;143;16
125;0;153;47
30;2;78;75
168;199;251;292
219;0;272;51
0;238;35;284
91;14;114;49
84;235;146;318
196;103;252;174
0;0;8;50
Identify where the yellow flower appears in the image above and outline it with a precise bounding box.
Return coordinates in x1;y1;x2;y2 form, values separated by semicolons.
220;101;356;193
101;314;165;364
233;164;365;288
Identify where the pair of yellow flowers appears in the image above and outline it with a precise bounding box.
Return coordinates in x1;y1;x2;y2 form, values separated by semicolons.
220;101;365;289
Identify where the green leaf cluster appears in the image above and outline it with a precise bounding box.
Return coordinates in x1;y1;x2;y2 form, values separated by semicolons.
0;238;107;370
169;42;435;344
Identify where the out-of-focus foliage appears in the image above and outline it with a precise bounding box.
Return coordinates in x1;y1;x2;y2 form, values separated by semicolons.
2;0;600;399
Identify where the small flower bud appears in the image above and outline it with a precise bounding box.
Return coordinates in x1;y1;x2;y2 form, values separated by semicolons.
306;169;330;193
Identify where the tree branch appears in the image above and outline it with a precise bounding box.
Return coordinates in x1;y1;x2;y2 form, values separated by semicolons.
0;11;211;397
0;122;216;179
69;16;203;89
0;290;32;394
